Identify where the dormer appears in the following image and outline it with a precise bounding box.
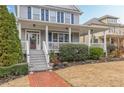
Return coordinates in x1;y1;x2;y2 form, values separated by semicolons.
99;15;119;24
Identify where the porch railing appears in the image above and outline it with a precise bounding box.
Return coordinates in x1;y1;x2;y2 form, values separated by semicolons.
43;41;50;68
21;40;30;63
48;42;104;51
91;43;104;49
48;42;86;51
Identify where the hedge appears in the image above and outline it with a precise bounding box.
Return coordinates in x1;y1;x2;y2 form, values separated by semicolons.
0;63;28;78
89;47;104;60
59;44;88;62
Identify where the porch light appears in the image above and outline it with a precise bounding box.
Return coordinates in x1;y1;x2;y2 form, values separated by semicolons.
33;24;36;27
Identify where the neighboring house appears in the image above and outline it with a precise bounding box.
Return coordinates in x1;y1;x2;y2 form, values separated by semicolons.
82;15;124;50
15;5;107;71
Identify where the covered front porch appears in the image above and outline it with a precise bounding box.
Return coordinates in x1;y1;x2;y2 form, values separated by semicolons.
18;19;108;53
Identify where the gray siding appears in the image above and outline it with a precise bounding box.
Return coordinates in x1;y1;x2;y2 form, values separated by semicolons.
21;29;25;40
20;6;28;19
19;6;80;24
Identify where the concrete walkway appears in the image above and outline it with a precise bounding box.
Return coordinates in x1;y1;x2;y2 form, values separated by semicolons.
28;71;70;87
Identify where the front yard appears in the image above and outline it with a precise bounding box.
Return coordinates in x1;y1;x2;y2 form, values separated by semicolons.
55;61;124;87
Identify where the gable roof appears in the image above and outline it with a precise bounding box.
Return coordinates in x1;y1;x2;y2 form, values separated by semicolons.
99;15;119;20
46;5;82;14
83;18;105;25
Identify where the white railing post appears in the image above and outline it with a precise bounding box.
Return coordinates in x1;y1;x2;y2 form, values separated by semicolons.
26;41;30;63
103;31;107;57
88;29;91;47
69;27;71;43
43;41;50;68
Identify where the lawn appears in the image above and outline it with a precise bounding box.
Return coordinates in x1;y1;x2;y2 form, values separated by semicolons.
55;61;124;87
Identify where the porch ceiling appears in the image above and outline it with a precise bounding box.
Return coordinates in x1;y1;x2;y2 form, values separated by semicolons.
18;18;108;34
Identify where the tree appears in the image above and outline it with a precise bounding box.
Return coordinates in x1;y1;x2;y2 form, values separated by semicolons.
0;5;23;66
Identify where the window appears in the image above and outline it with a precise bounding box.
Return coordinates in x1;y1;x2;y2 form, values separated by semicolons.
53;33;58;42
64;34;69;42
57;12;60;22
41;9;44;21
61;12;64;23
71;14;74;24
28;7;31;19
48;32;52;42
33;7;40;20
65;13;70;24
46;10;49;21
49;33;69;42
59;33;64;42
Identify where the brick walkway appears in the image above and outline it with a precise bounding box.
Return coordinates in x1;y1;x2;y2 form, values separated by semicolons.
28;71;70;87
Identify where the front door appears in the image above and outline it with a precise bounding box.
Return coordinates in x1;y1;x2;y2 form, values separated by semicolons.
27;32;40;50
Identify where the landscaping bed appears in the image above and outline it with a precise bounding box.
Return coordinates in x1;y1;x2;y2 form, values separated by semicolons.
0;63;28;85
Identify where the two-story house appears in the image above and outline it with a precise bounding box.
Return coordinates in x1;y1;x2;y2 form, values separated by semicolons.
15;5;107;71
83;15;124;51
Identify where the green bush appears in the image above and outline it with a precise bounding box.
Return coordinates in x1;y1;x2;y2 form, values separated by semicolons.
0;63;28;78
107;44;117;53
59;44;88;62
89;47;104;60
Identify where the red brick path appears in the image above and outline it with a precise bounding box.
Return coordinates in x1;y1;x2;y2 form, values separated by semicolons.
28;71;70;87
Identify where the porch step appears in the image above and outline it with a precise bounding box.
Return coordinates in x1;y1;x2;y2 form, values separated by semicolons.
28;50;50;71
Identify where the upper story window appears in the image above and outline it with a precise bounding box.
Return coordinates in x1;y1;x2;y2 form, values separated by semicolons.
33;7;40;20
46;10;49;21
41;9;44;21
28;7;31;19
57;11;64;23
65;12;70;24
57;12;60;23
71;14;74;24
61;12;64;23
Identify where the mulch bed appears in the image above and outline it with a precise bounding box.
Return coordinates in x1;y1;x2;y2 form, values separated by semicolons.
52;57;124;70
0;75;25;85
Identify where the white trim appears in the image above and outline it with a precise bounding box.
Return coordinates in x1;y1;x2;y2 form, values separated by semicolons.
69;27;72;43
88;29;91;47
17;5;20;18
18;23;21;39
26;30;41;50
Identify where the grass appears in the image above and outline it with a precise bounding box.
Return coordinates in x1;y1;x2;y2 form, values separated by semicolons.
55;61;124;87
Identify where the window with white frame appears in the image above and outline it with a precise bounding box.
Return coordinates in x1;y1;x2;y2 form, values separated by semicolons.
50;10;56;22
48;32;69;42
65;12;70;24
32;7;40;20
57;11;64;23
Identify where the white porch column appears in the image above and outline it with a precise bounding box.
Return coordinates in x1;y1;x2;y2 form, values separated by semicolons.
45;25;48;49
88;29;91;47
69;27;72;43
18;23;21;40
17;5;20;18
103;31;107;56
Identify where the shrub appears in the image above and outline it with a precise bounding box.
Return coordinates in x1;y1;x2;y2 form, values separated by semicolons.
0;6;23;66
59;44;88;62
107;44;117;53
49;50;59;64
89;47;104;60
0;63;28;78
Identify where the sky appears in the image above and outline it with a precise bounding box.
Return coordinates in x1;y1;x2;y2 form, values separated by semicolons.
7;5;124;24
